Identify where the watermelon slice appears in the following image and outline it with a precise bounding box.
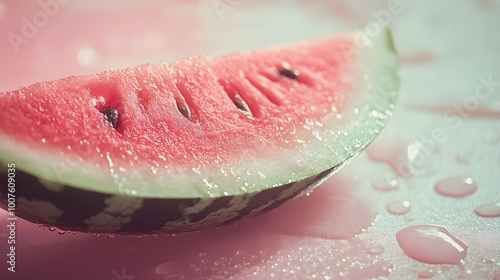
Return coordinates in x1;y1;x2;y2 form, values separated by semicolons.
0;28;399;234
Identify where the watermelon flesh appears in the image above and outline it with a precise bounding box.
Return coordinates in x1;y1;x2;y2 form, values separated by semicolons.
0;28;399;233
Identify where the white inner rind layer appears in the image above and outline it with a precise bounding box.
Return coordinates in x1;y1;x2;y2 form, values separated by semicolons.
0;28;399;199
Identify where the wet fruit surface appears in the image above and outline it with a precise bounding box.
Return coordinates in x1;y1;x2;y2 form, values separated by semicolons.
0;0;499;279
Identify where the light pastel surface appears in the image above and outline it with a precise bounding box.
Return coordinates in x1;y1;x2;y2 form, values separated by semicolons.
0;0;499;279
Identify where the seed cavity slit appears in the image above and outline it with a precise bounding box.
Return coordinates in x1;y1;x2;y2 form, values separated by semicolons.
173;81;195;122
245;76;282;106
258;71;279;83
218;79;253;117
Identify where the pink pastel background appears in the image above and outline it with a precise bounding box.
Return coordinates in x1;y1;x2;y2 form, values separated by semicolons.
1;0;499;279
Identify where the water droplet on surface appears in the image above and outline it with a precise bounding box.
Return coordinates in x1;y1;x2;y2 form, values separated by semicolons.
484;132;500;144
474;202;500;217
434;177;477;198
155;261;185;280
366;242;385;255
48;226;65;234
386;200;411;215
396;225;468;264
372;178;399;191
418;269;436;278
366;136;438;178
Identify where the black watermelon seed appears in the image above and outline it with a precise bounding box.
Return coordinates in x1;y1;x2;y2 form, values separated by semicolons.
233;98;251;115
279;68;300;79
101;107;120;129
177;102;192;120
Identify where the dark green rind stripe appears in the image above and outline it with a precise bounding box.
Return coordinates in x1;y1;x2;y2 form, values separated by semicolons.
0;164;340;234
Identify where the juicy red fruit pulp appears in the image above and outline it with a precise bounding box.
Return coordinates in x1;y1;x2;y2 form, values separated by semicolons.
0;39;352;171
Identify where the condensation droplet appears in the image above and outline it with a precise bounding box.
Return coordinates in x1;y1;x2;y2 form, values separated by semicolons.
372;178;399;191
155;261;184;280
484;132;500;144
434;177;477;198
366;242;385;255
48;226;65;234
474;202;500;217
418;269;436;278
396;225;468;265
386;200;411;215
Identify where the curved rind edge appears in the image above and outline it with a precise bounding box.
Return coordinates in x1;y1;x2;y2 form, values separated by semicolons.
0;161;344;234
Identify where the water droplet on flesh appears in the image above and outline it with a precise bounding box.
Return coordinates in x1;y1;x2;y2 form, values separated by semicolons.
396;225;468;265
434;177;477;198
474;202;500;217
386;200;411;215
